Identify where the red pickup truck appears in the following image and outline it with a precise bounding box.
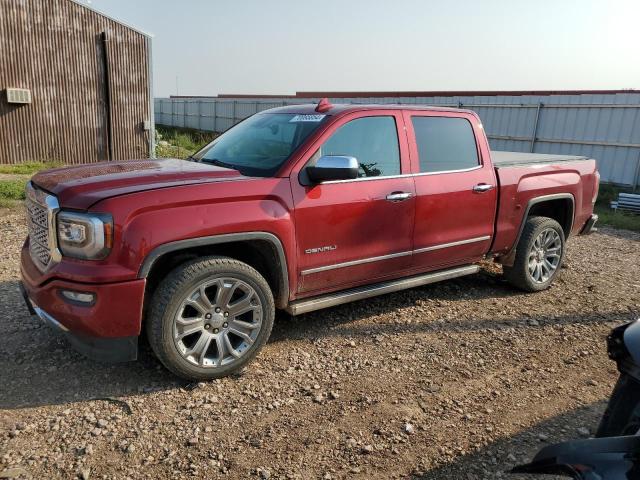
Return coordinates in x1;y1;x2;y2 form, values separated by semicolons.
20;101;600;380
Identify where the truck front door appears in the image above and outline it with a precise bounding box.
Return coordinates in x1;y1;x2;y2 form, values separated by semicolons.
403;111;497;271
290;111;415;295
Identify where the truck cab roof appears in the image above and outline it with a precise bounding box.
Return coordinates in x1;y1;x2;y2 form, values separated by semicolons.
265;102;477;117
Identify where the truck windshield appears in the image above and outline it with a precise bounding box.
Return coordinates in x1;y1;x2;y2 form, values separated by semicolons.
192;113;327;177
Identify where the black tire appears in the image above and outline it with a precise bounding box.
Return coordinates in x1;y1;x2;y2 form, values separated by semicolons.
596;373;640;437
503;216;566;292
147;256;275;381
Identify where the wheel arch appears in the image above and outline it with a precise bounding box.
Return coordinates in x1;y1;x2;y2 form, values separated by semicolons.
525;194;575;238
499;193;574;266
139;232;290;309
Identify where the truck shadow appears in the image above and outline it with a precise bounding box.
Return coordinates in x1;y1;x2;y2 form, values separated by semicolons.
0;272;629;410
414;400;608;479
269;271;633;344
0;279;182;410
272;306;630;345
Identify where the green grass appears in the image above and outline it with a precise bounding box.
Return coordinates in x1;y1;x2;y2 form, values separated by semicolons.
0;162;62;208
0;198;21;209
594;183;640;232
156;125;218;159
0;161;63;175
0;179;28;200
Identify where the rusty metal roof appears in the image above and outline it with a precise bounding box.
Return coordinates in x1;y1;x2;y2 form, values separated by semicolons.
68;0;154;37
206;89;639;99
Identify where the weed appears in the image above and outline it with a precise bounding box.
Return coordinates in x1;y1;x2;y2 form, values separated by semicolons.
0;179;28;200
0;161;63;175
156;126;218;159
594;183;640;232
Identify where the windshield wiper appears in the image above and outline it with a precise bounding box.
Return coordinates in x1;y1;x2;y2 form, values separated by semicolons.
201;158;236;170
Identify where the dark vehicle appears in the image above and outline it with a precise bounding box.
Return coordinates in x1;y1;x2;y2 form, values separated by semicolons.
597;319;640;437
513;319;640;479
512;436;640;479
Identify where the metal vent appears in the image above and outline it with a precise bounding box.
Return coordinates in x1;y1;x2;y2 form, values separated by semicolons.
6;88;32;104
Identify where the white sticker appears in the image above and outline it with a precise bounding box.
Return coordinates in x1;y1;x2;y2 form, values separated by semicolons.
289;114;326;123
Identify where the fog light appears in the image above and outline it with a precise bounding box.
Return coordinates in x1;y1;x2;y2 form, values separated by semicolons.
60;289;95;304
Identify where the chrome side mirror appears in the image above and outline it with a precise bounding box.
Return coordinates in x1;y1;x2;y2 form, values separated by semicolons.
306;156;359;183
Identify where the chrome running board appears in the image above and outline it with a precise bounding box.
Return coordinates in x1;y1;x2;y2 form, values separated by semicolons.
286;264;480;315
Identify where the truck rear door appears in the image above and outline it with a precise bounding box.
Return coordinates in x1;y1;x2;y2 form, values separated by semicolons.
402;110;497;271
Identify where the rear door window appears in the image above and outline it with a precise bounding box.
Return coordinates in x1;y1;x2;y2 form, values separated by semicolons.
411;116;480;173
318;116;400;178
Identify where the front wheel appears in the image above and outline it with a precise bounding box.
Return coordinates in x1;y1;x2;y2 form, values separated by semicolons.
503;216;566;292
147;256;275;380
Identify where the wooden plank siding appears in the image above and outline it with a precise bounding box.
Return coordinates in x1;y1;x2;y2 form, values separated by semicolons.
0;0;152;164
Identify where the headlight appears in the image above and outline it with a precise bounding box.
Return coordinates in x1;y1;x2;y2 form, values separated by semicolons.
56;211;113;260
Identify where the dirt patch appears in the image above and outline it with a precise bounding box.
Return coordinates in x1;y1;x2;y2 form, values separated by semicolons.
1;209;638;479
0;174;30;182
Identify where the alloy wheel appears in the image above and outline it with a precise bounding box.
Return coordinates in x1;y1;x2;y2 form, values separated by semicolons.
172;277;263;368
527;228;562;284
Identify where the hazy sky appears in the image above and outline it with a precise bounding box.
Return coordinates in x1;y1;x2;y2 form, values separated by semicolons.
88;0;640;97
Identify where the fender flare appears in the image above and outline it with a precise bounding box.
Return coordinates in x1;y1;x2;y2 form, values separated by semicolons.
137;232;290;309
500;193;575;265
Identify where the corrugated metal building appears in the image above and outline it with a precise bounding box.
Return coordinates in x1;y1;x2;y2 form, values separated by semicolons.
0;0;154;164
156;90;640;187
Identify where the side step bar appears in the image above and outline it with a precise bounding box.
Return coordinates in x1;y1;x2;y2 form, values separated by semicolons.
285;264;480;316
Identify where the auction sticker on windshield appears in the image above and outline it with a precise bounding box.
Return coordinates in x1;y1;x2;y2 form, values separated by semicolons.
289;115;326;122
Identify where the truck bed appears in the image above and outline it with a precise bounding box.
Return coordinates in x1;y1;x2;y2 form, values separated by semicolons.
492;151;588;168
490;151;598;257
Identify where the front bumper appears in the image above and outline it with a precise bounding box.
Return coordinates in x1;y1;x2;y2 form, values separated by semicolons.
20;283;138;362
20;246;145;363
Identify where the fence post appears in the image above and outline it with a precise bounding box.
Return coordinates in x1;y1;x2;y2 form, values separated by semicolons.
232;100;237;126
198;100;202;131
530;102;542;153
633;150;640;191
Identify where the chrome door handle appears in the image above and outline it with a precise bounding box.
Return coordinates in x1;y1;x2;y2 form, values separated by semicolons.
386;192;413;202
473;183;495;193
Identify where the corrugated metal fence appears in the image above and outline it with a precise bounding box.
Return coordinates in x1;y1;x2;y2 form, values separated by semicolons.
155;93;640;187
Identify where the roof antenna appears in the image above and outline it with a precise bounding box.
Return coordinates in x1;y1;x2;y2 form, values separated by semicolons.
315;97;332;113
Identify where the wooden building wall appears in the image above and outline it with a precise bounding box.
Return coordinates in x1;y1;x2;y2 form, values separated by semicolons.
0;0;152;164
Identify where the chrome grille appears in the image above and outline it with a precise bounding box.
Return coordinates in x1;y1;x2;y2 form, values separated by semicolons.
25;183;58;270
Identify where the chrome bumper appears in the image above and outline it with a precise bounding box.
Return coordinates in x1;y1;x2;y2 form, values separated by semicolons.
19;282;68;332
32;302;70;332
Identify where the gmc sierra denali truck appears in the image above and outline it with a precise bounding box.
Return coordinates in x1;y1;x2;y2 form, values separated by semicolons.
20;100;600;380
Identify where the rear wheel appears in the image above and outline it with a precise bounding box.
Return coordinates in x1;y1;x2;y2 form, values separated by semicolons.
147;256;274;380
503;216;565;292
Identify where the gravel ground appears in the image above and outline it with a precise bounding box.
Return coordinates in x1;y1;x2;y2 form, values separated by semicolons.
1;206;639;479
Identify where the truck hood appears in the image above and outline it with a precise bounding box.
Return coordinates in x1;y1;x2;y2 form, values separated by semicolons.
31;158;244;210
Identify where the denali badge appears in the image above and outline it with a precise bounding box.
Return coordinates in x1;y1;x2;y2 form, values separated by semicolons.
305;245;337;254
